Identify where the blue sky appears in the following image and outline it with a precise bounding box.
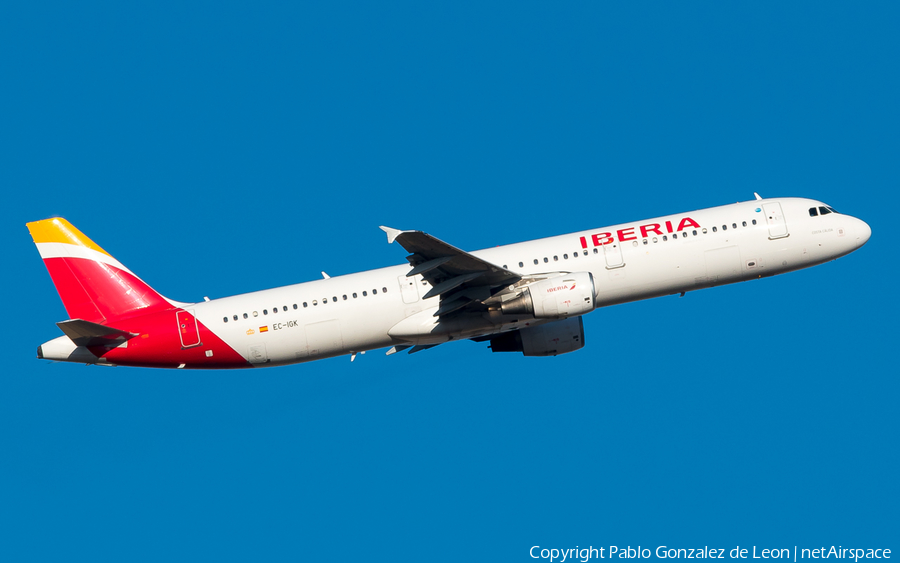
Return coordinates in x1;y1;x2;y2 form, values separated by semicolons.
2;2;897;561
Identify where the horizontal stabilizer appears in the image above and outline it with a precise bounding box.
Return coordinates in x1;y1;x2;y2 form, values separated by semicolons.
57;319;138;348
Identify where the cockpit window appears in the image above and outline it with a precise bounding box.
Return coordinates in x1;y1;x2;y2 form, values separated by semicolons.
819;206;832;215
826;206;838;214
809;207;818;217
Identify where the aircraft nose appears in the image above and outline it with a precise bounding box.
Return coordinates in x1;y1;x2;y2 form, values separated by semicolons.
856;218;872;247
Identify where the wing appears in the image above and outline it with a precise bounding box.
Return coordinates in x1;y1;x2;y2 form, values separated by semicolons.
380;226;521;318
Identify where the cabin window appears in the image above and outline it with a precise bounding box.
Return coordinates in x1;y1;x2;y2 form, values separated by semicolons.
583;250;588;256
663;235;668;241
253;311;258;317
502;265;507;269
382;287;388;293
331;296;337;302
643;239;648;245
322;298;327;304
543;257;549;263
363;291;367;296
712;226;717;232
223;317;228;323
742;221;747;227
752;219;757;225
272;307;277;314
293;304;298;310
518;262;524;268
732;223;737;229
243;313;249;319
352;293;358;298
652;237;658;243
552;255;558;261
593;248;598;254
303;302;308;308
673;233;678;239
632;241;639;247
263;309;268;315
534;259;539;265
572;252;577;258
722;225;728;230
702;228;707;234
372;289;378;295
692;230;697;236
343;295;347;300
563;254;568;259
313;300;318;306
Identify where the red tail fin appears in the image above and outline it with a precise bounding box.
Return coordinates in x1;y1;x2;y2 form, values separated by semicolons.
27;218;174;323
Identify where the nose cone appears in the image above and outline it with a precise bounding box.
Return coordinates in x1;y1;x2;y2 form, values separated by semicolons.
856;218;872;247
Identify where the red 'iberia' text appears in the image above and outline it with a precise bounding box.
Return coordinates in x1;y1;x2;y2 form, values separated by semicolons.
580;217;701;248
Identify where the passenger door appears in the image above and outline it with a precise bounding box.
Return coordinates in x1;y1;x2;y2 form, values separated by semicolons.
176;310;201;348
604;242;625;269
398;275;418;304
763;202;789;239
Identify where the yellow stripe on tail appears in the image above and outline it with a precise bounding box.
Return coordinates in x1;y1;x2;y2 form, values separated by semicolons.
26;217;111;256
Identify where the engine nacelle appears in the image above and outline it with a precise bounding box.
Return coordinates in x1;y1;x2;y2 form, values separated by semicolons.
487;317;585;356
500;272;596;319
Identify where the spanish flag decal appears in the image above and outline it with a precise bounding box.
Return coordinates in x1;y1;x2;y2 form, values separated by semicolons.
259;326;269;333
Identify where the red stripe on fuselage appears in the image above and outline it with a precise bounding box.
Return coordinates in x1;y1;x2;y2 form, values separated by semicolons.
98;309;251;369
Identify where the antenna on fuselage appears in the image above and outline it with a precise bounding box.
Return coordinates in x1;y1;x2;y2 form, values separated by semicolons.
754;192;763;200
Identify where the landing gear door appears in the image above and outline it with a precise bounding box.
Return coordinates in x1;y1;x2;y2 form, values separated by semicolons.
763;202;789;239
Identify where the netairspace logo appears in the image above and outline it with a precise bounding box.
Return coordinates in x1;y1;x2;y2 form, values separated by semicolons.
529;546;892;563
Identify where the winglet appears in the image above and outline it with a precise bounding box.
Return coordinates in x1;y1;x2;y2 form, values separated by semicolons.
379;226;404;244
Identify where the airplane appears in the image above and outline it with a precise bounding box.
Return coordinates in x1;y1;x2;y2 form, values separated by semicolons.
28;194;870;369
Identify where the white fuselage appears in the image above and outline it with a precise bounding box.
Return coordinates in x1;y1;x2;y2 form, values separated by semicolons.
180;197;869;366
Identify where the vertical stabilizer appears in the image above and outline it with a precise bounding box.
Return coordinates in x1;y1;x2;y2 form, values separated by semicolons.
27;218;174;323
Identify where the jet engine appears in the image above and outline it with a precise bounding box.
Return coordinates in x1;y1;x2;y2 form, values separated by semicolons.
487;317;585;357
500;272;596;319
